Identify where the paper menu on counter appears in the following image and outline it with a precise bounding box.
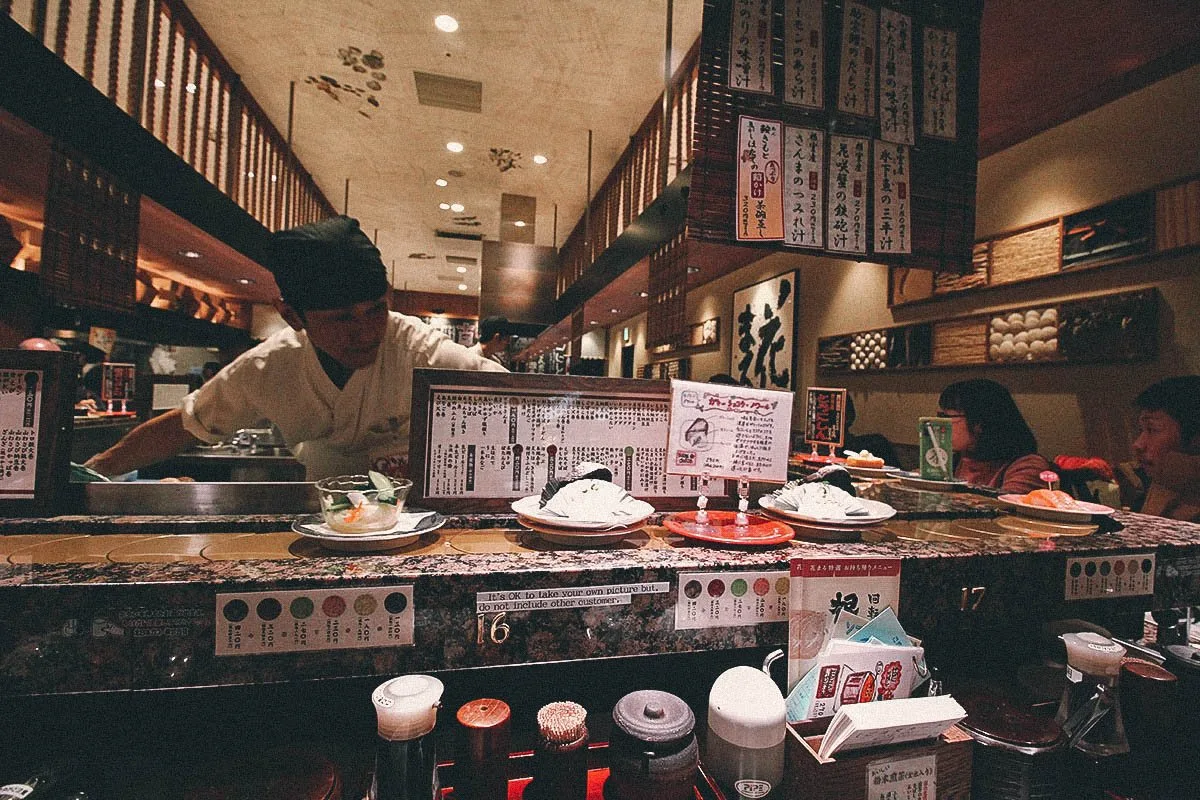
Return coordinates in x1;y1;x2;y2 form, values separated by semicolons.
0;368;42;499
786;638;924;723
788;557;902;690
665;379;793;481
817;695;967;759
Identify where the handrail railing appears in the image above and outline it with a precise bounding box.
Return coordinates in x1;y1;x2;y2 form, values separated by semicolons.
6;0;335;231
556;38;699;300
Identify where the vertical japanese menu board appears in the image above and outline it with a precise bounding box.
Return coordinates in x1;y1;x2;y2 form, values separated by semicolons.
688;0;981;271
0;350;74;515
804;386;846;448
409;371;726;512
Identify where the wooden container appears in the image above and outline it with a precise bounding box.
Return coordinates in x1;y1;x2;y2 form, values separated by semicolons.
784;724;973;800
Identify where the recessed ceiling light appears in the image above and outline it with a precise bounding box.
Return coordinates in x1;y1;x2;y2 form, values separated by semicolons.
185;83;197;94
246;171;255;179
180;250;202;259
435;178;448;187
153;78;165;89
610;308;619;313
686;266;699;274
450;202;465;213
434;14;459;32
513;220;526;227
532;154;548;165
457;283;468;291
439;202;451;210
590;321;599;325
236;277;255;285
455;266;467;273
638;291;649;298
446;141;464;153
270;174;278;183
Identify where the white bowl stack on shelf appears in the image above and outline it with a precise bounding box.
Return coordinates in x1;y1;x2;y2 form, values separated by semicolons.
989;307;1059;363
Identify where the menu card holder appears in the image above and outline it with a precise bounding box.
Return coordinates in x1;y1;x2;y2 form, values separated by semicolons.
0;349;76;516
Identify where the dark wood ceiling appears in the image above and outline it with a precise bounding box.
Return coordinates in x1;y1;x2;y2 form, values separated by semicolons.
978;0;1200;157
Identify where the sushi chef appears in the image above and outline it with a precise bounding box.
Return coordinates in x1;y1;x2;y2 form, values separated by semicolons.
86;216;505;480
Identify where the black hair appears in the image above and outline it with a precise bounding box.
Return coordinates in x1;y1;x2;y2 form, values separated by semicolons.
706;373;740;385
845;394;857;429
478;316;511;342
938;379;1038;461
1135;376;1200;445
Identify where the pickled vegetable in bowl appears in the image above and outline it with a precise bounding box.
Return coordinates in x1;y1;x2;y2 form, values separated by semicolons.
316;472;412;534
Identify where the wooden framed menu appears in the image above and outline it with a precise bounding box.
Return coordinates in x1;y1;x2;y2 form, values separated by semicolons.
409;370;729;513
804;386;847;449
0;349;76;516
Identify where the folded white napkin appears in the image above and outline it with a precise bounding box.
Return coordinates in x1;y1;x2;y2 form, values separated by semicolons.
542;479;632;521
773;482;868;517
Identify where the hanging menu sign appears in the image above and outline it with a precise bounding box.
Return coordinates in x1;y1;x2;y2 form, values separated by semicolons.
784;126;825;248
783;0;823;109
873;141;911;254
827;135;870;254
878;8;914;145
736;116;785;241
804;386;847;448
0;369;42;500
728;0;774;95
666;379;793;482
922;26;958;140
836;1;877;118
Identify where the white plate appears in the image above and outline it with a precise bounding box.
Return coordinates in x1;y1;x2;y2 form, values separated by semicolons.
896;473;968;491
511;494;656;530
997;494;1115;523
845;464;903;479
759;494;897;526
292;510;446;552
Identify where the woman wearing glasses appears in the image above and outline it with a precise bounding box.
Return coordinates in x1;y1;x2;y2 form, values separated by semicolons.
937;379;1054;493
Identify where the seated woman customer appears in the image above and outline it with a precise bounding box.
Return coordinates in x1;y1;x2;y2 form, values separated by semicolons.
1130;375;1200;522
938;379;1053;493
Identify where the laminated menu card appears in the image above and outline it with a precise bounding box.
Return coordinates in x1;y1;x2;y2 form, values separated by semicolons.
786;638;924;722
817;695;967;759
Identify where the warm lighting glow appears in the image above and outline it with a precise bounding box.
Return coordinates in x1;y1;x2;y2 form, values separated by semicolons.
610;308;619;313
236;277;255;285
450;203;465;213
270;175;278;183
513;220;526;227
638;291;649;298
153;78;165;89
532;154;548;165
246;171;255;179
457;283;468;291
435;178;448;187
686;266;699;274
434;14;459;32
180;250;202;259
455;266;467;273
446;141;464;153
439;202;451;210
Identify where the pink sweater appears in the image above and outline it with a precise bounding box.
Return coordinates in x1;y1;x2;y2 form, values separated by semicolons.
956;453;1054;494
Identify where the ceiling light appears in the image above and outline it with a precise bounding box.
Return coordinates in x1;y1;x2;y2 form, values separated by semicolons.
246;171;255;179
457;283;468;291
446;141;464;153
513;220;526;227
439;202;451;210
434;14;459;32
236;277;255;285
590;321;599;325
180;250;202;259
455;266;467;273
450;203;465;213
610;308;619;313
686;266;699;274
153;78;165;89
270;174;277;183
532;154;548;165
638;291;649;298
185;83;197;94
435;178;448;187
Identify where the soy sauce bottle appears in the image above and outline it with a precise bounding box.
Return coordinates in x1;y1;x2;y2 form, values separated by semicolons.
368;674;446;800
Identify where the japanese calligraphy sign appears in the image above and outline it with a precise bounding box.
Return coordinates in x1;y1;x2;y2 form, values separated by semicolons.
836;1;877;118
783;126;825;248
0;368;42;500
783;0;823;109
728;0;774;95
736;116;785;241
827;135;870;254
866;753;936;800
878;8;914;145
922;26;958;140
873;141;911;254
804;386;846;448
731;270;797;390
666;379;793;481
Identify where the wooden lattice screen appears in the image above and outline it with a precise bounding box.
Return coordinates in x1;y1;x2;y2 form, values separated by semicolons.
646;231;690;349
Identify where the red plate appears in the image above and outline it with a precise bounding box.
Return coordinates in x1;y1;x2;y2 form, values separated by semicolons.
663;510;795;546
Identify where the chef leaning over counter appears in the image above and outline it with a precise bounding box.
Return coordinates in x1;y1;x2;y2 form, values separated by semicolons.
85;216;506;481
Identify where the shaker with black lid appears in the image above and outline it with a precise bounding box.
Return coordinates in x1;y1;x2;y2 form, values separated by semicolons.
604;690;697;800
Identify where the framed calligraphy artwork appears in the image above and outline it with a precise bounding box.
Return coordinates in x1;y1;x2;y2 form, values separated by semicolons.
731;270;797;390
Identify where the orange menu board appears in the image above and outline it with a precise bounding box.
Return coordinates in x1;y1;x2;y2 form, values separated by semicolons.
736;116;785;241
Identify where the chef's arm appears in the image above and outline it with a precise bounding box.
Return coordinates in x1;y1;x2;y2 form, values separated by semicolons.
84;408;204;477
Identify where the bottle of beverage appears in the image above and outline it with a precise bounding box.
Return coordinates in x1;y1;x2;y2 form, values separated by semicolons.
524;701;589;800
368;674;445;800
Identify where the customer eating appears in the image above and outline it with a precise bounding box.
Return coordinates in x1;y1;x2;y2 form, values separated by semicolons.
937;379;1054;494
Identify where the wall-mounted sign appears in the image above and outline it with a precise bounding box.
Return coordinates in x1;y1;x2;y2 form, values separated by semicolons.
783;0;824;109
728;0;774;95
835;1;877;118
922;27;958;140
0;350;74;515
784;126;825;249
873;141;911;254
736;116;785;241
731;271;797;389
827;136;870;254
879;8;915;145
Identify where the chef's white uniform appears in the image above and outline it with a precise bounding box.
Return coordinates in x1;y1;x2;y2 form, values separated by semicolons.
181;312;505;479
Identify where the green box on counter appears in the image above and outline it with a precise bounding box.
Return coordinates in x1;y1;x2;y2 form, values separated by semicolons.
918;417;954;481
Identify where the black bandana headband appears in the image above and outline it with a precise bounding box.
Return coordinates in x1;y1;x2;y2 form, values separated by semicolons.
268;216;389;311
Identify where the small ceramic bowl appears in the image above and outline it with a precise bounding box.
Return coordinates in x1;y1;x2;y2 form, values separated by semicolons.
315;474;412;534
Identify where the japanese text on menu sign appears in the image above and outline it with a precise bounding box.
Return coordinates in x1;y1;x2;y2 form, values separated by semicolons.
873;142;911;254
827;136;870;254
805;387;847;447
783;0;823;109
0;369;42;500
922;27;958;140
836;1;877;118
736;116;785;241
784;126;824;248
728;0;774;95
424;389;712;499
878;8;915;146
666;379;793;481
101;362;136;402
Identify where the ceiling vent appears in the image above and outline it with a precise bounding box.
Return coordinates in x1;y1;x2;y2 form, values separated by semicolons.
446;255;478;266
435;229;484;241
413;71;482;113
